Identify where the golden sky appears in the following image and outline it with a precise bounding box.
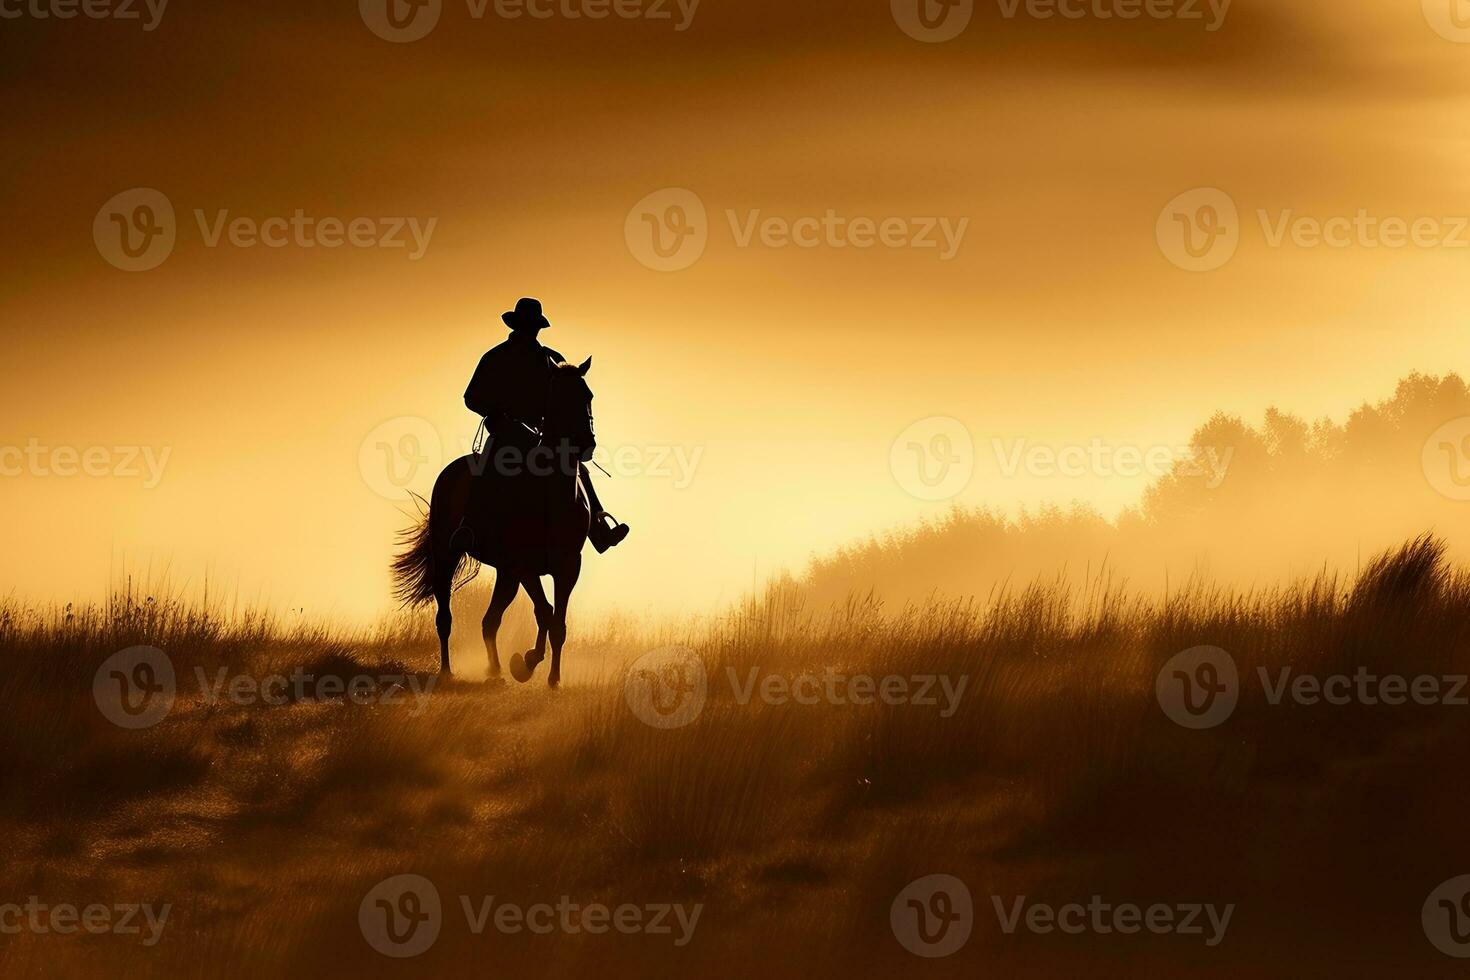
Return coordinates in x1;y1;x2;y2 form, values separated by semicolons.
3;0;1470;619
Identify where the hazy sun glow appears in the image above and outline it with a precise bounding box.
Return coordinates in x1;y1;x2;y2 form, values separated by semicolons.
4;0;1470;620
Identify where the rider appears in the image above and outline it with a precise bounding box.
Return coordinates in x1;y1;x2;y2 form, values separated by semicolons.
459;297;629;554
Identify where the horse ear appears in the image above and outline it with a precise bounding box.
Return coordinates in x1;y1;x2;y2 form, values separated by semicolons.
578;357;592;376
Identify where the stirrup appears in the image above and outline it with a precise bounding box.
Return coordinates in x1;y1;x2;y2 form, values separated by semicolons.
590;512;629;554
449;521;476;555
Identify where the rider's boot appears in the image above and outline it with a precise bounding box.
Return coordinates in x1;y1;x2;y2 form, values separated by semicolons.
588;512;629;554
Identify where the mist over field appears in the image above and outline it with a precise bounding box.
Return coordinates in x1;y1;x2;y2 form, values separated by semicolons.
806;371;1470;610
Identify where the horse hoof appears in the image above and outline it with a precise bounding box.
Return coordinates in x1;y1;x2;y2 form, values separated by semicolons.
548;675;561;690
509;653;533;683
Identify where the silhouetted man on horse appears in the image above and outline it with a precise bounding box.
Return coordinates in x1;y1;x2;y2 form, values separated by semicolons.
457;297;629;555
393;297;627;685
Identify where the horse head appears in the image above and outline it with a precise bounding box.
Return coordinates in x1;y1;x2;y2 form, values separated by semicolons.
545;357;596;465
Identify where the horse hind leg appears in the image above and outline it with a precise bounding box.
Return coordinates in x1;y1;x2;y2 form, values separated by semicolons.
481;571;519;679
434;581;453;676
546;556;581;689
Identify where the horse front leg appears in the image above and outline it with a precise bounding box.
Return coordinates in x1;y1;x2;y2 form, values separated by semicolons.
481;571;519;680
547;556;581;689
522;573;553;670
509;572;554;683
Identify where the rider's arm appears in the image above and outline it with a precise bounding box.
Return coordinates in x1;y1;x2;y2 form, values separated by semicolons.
464;352;499;417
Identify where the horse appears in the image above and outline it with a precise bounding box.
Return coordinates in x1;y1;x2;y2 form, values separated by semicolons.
390;358;596;688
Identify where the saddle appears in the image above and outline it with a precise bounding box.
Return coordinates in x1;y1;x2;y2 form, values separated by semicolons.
457;417;587;569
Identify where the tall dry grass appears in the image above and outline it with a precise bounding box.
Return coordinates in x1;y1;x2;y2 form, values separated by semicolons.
3;537;1470;977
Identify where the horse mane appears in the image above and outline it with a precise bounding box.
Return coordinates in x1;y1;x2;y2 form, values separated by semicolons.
550;360;582;376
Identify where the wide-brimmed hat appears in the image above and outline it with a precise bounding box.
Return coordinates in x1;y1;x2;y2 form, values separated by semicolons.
503;297;550;331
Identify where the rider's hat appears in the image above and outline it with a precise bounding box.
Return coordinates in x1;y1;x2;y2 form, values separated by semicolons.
503;297;550;331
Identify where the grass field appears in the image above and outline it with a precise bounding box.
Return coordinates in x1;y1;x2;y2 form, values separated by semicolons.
4;536;1470;977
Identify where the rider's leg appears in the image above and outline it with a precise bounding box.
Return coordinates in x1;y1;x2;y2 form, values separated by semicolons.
451;437;495;553
580;463;605;514
580;463;629;553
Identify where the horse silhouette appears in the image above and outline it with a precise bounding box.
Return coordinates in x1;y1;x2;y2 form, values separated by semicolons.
391;359;596;687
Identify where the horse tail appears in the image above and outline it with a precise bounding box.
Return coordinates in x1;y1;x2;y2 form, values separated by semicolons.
391;493;443;607
391;492;481;608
